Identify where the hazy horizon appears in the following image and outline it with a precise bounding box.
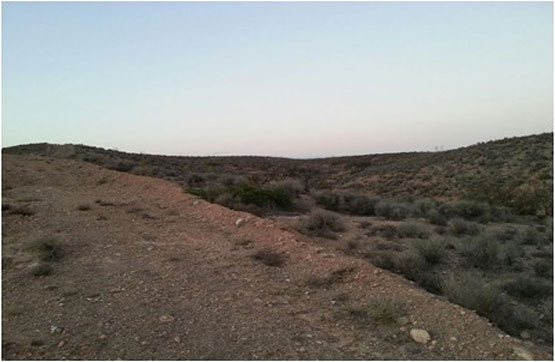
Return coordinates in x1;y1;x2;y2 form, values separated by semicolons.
3;2;553;158
4;130;552;160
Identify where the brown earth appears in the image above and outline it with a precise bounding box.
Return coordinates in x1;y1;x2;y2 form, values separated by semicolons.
1;154;551;360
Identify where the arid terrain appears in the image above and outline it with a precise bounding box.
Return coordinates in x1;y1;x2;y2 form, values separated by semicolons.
2;134;553;360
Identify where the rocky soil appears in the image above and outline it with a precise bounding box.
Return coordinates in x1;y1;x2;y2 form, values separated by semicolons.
2;154;551;360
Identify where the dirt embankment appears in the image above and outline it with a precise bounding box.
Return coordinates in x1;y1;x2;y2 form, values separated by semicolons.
2;154;551;360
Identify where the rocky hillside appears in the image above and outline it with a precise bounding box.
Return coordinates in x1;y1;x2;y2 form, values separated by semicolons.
4;133;552;216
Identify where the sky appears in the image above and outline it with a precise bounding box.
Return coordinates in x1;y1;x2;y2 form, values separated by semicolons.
3;2;553;158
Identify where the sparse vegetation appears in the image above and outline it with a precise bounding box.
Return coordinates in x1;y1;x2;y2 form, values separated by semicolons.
27;236;62;262
96;176;110;185
411;238;446;264
30;262;54;277
442;273;503;317
8;206;35;216
314;191;379;216
503;276;553;300
427;210;447;226
533;260;553;278
448;218;481;236
458;235;500;268
306;267;355;289
95;199;115;206
77;203;91;211
3;133;552;347
367;296;406;325
344;296;406;327
398;222;431;239
365;224;399;239
251;250;286;267
374;201;415;220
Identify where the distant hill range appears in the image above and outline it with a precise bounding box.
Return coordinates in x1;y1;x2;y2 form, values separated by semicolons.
4;132;553;216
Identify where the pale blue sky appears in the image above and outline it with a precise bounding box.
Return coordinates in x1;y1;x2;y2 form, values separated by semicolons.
3;2;553;157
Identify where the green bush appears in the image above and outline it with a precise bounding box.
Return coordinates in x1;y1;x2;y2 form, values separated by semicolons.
77;203;91;211
251;250;286;267
299;209;345;239
313;191;379;216
187;186;224;203
503;276;553;300
448;218;482;236
230;185;293;210
412;238;446;264
500;239;521;268
442;273;503;320
439;200;492;223
394;250;430;280
413;198;438;215
188;184;294;212
533;260;553;278
458;235;501;268
367;251;397;271
341;193;380;216
427;209;448;226
313;190;342;211
398;223;431;239
519;228;548;246
306;267;355;289
267;178;304;198
375;201;416;220
31;263;54;277
27;236;62;262
440;272;537;336
365;224;399;239
492;227;518;242
108;160;135;172
367;296;406;325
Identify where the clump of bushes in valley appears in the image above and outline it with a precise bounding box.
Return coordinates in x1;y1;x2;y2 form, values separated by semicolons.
411;238;446;264
298;209;345;239
188;183;296;215
457;234;501;268
448;218;482;236
441;272;538;337
313;190;380;216
374;200;416;220
503;276;553;300
397;223;431;239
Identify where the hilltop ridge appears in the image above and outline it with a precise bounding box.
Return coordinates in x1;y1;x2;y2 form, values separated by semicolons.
4;132;553;216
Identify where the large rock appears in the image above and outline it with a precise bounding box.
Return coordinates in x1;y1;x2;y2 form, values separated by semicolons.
512;346;533;361
410;329;431;344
